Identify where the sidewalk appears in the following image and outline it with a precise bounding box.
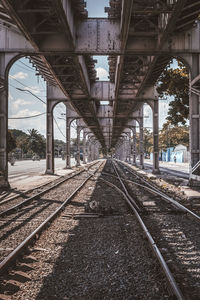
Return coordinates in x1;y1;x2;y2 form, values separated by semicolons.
0;162;92;202
143;160;200;201
144;159;189;174
9;167;75;191
7;163;88;194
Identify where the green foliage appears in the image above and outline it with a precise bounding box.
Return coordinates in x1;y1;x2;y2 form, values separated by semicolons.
54;139;65;147
135;129;153;155
159;121;189;151
157;60;189;125
8;130;17;153
143;129;153;154
27;129;46;157
10;129;27;138
16;135;29;155
8;128;65;158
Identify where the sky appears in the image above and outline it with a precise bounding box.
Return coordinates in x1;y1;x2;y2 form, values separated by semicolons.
8;0;172;141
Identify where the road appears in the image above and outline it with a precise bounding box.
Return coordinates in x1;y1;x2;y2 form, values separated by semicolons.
8;158;76;179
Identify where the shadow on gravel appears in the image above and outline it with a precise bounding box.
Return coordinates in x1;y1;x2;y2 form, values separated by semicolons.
0;201;52;241
0;188;28;201
143;214;200;298
35;162;169;300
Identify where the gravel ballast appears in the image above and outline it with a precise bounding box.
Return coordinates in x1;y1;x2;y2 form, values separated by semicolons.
0;162;170;299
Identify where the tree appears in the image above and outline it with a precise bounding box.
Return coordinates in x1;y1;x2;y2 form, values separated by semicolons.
143;128;153;155
159;121;189;151
8;130;16;153
10;129;27;139
16;135;29;158
54;139;65;157
157;60;189;125
27;129;46;157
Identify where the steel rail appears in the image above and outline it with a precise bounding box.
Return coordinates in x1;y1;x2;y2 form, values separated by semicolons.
0;161;103;275
0;162;96;207
102;170;186;213
0;162;99;218
0;175;66;206
115;160;200;223
110;161;141;212
99;176;184;300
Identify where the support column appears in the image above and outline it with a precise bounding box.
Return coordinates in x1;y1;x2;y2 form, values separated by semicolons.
0;53;17;188
76;125;81;167
139;123;144;169
83;129;86;164
122;139;126;161
0;80;9;188
88;141;92;162
132;122;137;165
152;99;160;174
139;119;144;169
182;54;200;184
46;100;54;174
128;132;131;163
91;141;95;161
65;116;71;169
190;54;200;182
190;55;200;170
94;142;99;160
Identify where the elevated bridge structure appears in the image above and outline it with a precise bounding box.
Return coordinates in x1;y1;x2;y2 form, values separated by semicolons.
0;0;200;187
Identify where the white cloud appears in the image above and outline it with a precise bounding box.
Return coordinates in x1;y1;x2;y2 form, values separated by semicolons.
13;98;31;110
9;109;46;137
24;86;43;94
9;93;14;101
10;71;28;80
10;108;41;118
96;67;109;81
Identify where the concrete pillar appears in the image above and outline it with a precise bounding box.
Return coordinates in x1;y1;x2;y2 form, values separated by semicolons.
0;54;17;188
132;123;137;165
91;141;95;161
94;142;99;160
121;140;125;161
182;54;200;183
76;125;81;166
122;139;126;161
46;100;54;174
88;141;92;162
190;55;200;169
117;140;123;160
128;132;131;163
83;129;86;164
152;99;160;174
0;77;9;188
65;116;71;169
93;143;97;160
139;119;144;169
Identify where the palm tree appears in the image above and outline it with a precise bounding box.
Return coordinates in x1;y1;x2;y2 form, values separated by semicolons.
27;129;46;157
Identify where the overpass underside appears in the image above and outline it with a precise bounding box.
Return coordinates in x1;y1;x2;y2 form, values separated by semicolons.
0;0;200;187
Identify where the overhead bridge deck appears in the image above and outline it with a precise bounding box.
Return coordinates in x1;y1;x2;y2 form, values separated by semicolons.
0;0;200;187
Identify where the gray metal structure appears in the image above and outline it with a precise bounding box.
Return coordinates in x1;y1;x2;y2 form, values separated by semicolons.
0;0;200;187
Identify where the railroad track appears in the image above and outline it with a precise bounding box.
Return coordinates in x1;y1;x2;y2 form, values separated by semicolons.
0;159;199;299
104;161;200;222
0;161;97;215
100;159;200;299
0;159;171;299
0;160;103;274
